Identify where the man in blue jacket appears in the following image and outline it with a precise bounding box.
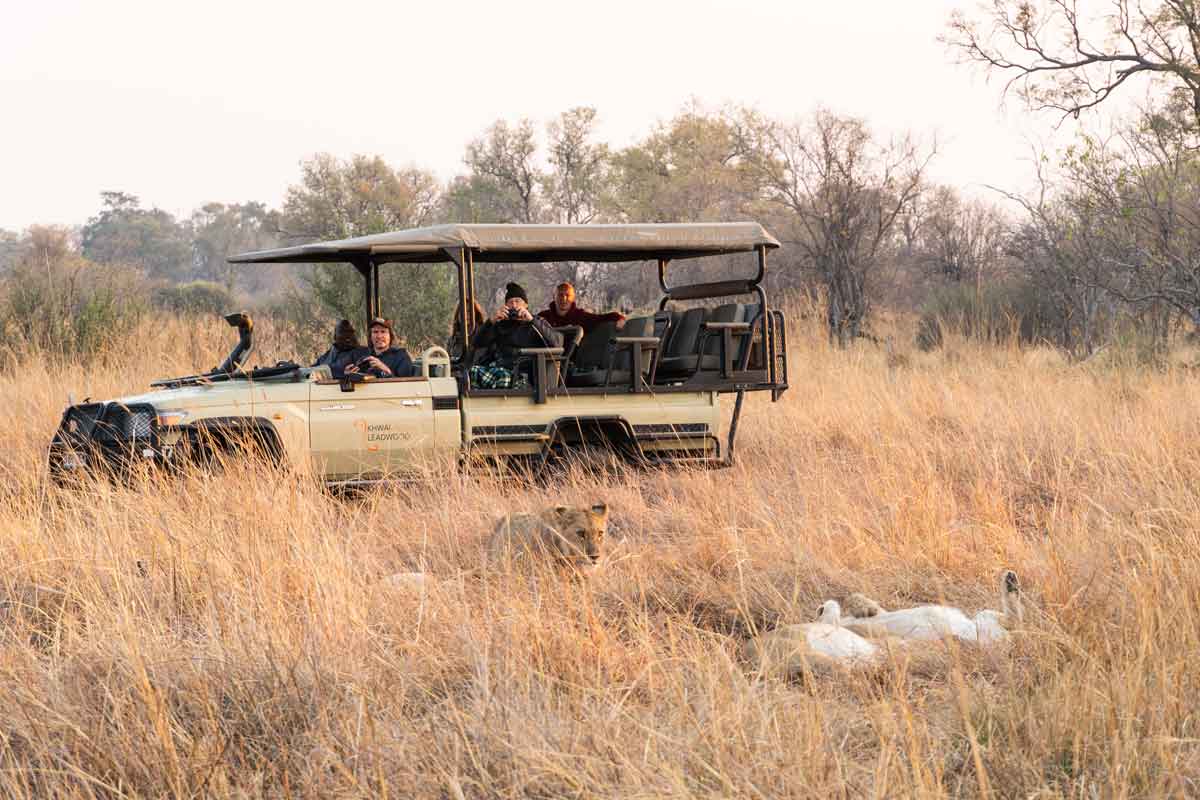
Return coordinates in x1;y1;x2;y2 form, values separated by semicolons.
345;317;413;379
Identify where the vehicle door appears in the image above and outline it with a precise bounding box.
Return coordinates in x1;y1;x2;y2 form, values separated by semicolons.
309;375;436;479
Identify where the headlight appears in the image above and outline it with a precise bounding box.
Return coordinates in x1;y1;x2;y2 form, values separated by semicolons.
156;410;190;427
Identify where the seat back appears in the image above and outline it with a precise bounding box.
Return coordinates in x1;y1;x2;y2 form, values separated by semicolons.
653;310;672;342
570;321;618;372
554;325;584;366
662;308;706;358
701;303;744;357
610;316;654;373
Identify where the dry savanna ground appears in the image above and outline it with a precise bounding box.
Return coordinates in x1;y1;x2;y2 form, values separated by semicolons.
1;314;1199;798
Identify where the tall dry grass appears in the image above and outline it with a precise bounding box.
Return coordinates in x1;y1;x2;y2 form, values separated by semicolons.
2;314;1200;797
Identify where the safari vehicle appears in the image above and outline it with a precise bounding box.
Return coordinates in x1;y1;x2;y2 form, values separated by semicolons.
48;223;789;487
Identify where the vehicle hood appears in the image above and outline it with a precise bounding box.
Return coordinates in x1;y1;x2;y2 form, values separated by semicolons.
104;381;254;411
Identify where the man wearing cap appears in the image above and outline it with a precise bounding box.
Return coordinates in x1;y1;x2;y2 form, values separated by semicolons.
345;317;414;379
537;282;625;334
469;282;563;388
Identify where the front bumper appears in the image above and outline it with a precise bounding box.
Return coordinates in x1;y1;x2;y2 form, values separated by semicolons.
48;402;172;481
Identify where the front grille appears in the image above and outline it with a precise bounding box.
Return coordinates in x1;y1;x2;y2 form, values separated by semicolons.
50;401;163;481
92;404;157;443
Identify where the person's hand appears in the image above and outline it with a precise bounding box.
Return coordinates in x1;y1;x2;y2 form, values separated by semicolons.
344;363;359;374
363;355;390;376
515;307;533;322
492;307;509;322
615;318;626;330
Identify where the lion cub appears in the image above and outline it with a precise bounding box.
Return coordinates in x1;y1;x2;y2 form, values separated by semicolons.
488;503;608;568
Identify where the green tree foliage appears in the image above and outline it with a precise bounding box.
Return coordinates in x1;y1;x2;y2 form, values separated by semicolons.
605;109;753;224
280;154;451;348
190;202;280;292
80;192;192;281
0;226;147;358
0;229;19;275
280;154;438;242
462;119;543;224
152;280;235;316
441;174;515;224
542;107;610;225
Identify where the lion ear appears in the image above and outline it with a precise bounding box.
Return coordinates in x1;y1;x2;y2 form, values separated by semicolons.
590;503;608;519
553;505;570;516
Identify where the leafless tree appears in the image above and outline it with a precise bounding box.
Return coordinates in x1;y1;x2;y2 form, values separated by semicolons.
946;0;1200;125
740;110;933;346
995;144;1127;356
1065;110;1200;341
918;186;1010;285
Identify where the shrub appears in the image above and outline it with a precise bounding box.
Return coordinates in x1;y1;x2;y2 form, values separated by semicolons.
0;230;148;360
916;281;1060;351
152;281;235;316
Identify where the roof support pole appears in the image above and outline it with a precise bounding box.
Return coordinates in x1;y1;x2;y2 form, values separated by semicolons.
442;247;470;364
371;260;380;320
757;245;775;388
352;258;374;331
464;248;477;342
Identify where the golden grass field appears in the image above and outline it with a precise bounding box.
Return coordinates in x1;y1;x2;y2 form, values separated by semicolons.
2;314;1199;798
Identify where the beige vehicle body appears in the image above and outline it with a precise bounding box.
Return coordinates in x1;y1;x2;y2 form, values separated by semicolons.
48;224;786;484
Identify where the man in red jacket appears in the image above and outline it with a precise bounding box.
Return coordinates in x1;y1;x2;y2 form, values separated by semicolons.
537;282;626;334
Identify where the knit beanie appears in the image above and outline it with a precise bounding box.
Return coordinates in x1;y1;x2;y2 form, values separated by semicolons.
504;282;528;303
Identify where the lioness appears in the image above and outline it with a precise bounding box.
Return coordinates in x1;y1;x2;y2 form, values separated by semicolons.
488;503;608;567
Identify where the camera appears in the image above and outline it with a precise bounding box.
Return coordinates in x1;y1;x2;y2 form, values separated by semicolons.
356;357;374;370
506;307;520;320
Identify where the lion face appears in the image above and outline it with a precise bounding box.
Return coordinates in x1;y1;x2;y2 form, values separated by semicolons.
548;503;608;564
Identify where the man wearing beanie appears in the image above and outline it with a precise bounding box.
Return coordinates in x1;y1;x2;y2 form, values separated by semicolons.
469;281;563;389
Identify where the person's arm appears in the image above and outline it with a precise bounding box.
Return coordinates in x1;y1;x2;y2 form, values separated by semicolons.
571;308;625;328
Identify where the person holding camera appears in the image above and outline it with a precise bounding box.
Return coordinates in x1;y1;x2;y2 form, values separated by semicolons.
344;317;413;379
468;282;562;388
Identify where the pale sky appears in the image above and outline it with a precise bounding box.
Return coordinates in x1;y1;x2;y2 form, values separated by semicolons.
1;0;1087;231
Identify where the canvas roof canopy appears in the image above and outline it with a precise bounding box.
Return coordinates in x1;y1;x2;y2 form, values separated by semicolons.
228;223;780;265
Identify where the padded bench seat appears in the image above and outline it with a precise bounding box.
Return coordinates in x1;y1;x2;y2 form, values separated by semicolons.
565;316;656;388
